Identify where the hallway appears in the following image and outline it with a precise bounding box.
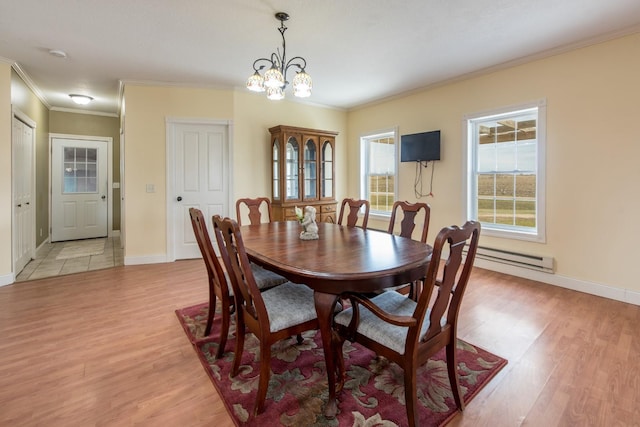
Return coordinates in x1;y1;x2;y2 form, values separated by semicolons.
16;236;124;282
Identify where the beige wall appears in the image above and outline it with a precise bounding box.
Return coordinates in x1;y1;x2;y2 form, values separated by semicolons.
348;32;640;292
49;111;121;231
0;63;12;278
122;85;347;260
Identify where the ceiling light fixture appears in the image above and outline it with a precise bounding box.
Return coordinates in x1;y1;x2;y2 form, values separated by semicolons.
69;94;94;105
246;12;312;100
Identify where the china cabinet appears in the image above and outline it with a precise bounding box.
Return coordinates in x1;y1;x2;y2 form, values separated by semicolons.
269;125;338;223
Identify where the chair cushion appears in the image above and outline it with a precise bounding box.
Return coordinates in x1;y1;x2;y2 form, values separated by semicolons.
251;263;288;289
334;291;442;355
261;282;318;333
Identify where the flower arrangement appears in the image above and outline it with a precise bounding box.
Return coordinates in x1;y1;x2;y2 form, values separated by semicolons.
294;206;304;223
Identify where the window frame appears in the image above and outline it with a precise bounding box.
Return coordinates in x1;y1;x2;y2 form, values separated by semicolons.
464;99;546;242
360;127;399;219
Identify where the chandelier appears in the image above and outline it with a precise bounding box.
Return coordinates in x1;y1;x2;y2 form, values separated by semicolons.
246;12;312;100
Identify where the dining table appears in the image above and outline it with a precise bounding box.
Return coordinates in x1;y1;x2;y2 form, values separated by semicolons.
239;220;433;418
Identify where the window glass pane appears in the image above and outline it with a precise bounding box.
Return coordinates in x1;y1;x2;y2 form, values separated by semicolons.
495;199;514;225
496;174;514;197
516;141;536;172
86;178;97;192
516;200;536;227
76;148;88;162
477;198;494;223
86;148;97;162
478;174;495;197
496;142;516;171
64;147;75;162
515;174;536;198
477;143;496;172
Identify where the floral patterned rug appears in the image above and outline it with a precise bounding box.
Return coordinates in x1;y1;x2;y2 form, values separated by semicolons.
176;302;507;427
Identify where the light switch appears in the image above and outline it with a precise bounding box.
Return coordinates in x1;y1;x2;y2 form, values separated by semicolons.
113;182;120;189
146;184;155;193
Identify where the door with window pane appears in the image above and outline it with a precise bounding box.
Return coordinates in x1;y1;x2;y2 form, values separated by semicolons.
51;138;108;241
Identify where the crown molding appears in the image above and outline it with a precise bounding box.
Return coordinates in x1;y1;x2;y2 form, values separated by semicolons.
11;62;52;110
49;106;118;118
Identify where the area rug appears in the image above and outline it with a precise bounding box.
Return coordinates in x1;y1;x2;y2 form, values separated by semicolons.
176;302;507;427
56;238;106;260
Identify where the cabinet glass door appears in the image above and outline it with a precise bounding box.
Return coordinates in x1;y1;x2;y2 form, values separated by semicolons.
272;140;280;200
285;136;300;200
303;138;317;200
321;140;333;198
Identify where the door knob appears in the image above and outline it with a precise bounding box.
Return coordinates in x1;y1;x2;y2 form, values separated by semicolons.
177;196;183;202
17;204;21;207
101;195;106;200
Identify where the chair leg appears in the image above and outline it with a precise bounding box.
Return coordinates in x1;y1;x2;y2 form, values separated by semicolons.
404;363;419;427
204;293;217;337
446;341;465;411
216;300;231;359
254;340;272;415
231;312;245;377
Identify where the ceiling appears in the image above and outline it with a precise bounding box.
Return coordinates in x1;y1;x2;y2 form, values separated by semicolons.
1;0;639;116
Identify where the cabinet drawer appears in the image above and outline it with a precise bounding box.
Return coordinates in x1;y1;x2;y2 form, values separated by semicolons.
321;204;336;213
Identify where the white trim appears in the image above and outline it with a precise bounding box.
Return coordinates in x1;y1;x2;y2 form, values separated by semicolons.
50;106;118;118
48;133;114;238
165;117;234;262
0;273;14;287
464;99;546;243
359;126;398;216
124;255;168;266
474;259;640;306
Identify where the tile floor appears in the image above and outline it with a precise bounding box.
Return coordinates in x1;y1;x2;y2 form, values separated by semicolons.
16;236;124;282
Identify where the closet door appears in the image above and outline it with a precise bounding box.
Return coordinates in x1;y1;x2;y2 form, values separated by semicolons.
12;116;34;274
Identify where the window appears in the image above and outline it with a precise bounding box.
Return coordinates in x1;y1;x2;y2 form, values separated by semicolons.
361;128;398;215
465;100;546;241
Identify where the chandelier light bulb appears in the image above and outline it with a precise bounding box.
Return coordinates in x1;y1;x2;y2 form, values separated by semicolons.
246;71;265;92
266;86;285;101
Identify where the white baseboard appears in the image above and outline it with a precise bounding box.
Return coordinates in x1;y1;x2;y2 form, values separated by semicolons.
474;258;640;306
124;255;168;266
0;273;14;287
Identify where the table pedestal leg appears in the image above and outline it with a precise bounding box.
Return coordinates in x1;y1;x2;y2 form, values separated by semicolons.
314;291;340;418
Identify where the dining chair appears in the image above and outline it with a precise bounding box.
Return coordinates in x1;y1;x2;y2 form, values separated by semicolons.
235;197;273;226
334;221;481;427
212;215;320;416
337;198;370;229
188;208;233;359
386;200;431;299
189;208;287;358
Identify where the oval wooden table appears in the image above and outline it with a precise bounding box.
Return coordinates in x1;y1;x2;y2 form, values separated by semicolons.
240;221;433;418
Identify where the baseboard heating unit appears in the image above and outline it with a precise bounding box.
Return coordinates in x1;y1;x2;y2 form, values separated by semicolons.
470;246;554;273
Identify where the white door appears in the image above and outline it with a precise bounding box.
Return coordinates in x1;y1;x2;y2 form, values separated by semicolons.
51;138;108;242
168;121;230;260
12;116;35;274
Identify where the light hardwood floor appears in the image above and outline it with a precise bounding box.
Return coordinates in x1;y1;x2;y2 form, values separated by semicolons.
1;261;638;426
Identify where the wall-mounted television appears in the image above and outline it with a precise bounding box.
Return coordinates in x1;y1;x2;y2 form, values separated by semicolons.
400;130;441;162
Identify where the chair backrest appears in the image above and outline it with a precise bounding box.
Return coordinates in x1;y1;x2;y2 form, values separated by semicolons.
387;201;431;243
235;197;273;226
212;215;268;326
414;221;481;345
188;208;229;298
337;198;370;229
